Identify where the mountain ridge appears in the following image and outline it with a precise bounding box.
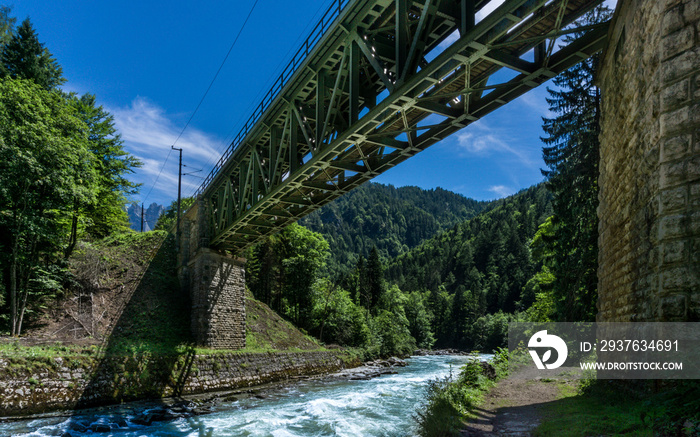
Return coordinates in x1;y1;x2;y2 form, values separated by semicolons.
298;182;492;274
125;202;164;232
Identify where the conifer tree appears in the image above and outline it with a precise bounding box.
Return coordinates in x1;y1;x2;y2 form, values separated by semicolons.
366;246;384;310
69;94;142;241
540;6;611;322
1;18;64;90
0;6;16;48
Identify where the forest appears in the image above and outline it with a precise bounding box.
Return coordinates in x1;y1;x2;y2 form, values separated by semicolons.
298;183;490;274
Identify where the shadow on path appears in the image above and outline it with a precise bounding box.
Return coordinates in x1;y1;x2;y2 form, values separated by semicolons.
459;371;569;437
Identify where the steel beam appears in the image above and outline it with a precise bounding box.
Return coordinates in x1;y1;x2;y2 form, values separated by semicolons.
195;0;609;252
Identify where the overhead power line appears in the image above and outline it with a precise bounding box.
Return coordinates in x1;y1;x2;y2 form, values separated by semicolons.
142;0;260;204
142;148;173;204
183;0;334;200
170;0;261;149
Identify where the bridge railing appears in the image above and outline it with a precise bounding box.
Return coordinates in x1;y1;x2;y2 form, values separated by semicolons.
195;0;351;198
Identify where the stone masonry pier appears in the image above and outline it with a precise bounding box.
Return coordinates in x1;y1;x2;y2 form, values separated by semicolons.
598;0;699;322
179;199;246;349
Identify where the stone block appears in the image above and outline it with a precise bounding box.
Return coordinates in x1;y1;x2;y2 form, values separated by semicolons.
662;240;687;264
691;182;700;206
662;266;695;289
659;214;688;239
692;210;700;234
685;1;700;23
661;186;688;213
689;154;700;181
661;134;690;161
662;25;694;61
662;47;700;83
662;5;684;36
659;294;687;320
661;77;689;109
691;288;700;314
660;160;687;188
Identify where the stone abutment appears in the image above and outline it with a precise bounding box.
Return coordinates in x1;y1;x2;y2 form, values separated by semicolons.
598;0;699;322
179;199;246;349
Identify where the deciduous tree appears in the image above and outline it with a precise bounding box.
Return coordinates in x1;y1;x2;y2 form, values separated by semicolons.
0;78;96;335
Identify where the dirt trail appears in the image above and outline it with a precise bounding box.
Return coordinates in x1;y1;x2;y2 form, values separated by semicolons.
460;369;573;436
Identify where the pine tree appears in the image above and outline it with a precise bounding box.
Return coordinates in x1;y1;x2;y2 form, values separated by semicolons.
354;256;366;306
540;6;611;322
451;285;468;346
1;18;65;90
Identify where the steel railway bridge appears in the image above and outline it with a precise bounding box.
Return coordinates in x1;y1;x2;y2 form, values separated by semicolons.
189;0;610;253
180;0;613;349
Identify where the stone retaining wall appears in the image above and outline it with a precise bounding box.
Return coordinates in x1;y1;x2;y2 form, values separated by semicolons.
0;350;354;416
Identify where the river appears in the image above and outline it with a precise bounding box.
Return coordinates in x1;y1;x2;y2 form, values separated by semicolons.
1;354;485;437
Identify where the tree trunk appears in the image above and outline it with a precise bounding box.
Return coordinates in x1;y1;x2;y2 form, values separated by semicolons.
64;207;79;259
9;249;17;336
17;280;29;336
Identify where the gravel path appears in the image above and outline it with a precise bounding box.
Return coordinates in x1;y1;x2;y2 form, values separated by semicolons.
460;369;574;436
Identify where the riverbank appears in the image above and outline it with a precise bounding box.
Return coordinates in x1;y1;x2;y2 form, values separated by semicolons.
0;354;474;437
460;368;699;436
460;367;575;436
0;347;362;417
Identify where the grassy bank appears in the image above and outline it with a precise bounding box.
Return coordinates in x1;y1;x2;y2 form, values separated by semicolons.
0;230;363;414
416;349;510;437
534;379;700;436
416;350;699;437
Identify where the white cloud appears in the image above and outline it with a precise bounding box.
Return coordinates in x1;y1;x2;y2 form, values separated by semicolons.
488;185;515;198
476;0;506;22
109;97;225;203
437;30;460;51
517;86;554;119
455;119;534;165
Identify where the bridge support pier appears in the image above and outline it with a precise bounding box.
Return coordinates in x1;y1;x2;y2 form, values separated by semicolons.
188;249;246;349
180;199;246;349
598;0;700;322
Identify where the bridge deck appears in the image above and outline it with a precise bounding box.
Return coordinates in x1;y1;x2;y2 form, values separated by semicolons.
195;0;609;252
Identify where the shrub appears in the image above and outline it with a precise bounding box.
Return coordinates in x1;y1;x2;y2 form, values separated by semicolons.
416;350;511;437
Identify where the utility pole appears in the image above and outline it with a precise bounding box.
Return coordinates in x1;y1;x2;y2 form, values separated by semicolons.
172;146;183;250
140;203;144;232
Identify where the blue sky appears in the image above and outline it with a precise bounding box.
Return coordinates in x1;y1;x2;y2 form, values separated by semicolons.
10;0;613;206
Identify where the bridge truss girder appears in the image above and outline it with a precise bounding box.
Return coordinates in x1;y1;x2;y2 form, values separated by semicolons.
202;0;609;252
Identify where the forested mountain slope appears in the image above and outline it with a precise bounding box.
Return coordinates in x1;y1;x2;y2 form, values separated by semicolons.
384;184;553;347
299;182;490;274
387;184;551;300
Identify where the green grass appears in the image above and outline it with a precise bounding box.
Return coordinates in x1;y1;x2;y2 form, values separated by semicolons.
533;385;651;436
0;342;99;358
533;380;700;437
